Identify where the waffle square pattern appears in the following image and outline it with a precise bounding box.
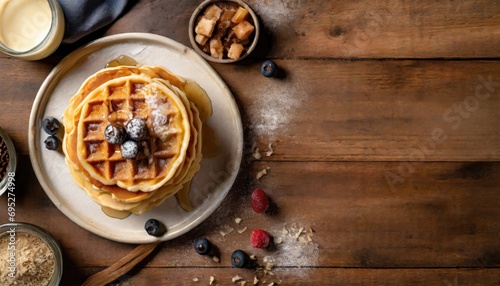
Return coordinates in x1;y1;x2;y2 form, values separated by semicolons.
62;65;211;216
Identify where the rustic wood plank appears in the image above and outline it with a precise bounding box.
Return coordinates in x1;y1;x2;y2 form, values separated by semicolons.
63;266;500;286
248;0;500;59
0;59;53;155
1;0;498;59
217;60;500;162
103;0;500;59
0;1;498;285
0;60;498;161
1;157;498;269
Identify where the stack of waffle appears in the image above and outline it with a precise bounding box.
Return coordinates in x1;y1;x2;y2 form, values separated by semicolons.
62;65;211;216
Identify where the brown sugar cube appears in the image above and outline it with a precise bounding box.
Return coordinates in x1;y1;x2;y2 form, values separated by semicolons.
232;20;254;40
195;34;209;45
231;7;249;23
227;43;245;60
204;4;223;21
210;38;224;59
195;17;216;37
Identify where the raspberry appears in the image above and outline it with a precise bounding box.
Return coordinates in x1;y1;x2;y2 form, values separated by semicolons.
251;188;269;213
250;229;270;248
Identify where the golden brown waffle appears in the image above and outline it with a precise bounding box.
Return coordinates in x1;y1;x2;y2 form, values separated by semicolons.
62;65;210;216
76;75;190;192
67;100;202;214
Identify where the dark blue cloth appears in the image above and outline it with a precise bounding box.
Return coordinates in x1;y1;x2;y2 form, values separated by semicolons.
57;0;129;43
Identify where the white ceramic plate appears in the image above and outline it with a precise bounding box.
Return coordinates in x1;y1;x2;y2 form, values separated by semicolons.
28;33;243;244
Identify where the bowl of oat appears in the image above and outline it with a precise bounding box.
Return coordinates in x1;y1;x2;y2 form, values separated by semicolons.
189;0;260;63
0;222;63;286
0;127;16;197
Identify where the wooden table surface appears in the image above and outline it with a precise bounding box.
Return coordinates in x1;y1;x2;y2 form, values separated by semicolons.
1;0;499;285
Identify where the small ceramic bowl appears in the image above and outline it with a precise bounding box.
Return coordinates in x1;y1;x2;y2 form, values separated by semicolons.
189;0;260;63
0;0;65;60
0;127;17;197
0;222;63;285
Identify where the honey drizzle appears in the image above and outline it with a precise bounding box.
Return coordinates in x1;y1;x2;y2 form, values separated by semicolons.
101;206;131;219
106;55;138;68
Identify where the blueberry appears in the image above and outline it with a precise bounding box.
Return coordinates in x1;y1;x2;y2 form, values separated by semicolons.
121;140;139;159
42;117;60;135
193;238;212;255
44;136;59;151
260;60;278;78
104;123;126;145
126;118;148;141
231;249;250;268
144;219;165;236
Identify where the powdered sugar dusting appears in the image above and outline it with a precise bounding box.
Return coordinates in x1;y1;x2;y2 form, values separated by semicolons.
249;73;308;140
269;223;319;277
144;86;175;142
251;0;296;29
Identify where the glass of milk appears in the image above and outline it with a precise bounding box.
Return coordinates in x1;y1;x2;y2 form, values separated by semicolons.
0;0;65;60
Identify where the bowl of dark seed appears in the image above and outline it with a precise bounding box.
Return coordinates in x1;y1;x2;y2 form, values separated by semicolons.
0;127;17;196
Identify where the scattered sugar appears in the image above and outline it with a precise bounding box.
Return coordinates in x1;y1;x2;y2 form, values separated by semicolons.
247;68;309;143
251;0;295;30
144;87;176;142
268;223;319;277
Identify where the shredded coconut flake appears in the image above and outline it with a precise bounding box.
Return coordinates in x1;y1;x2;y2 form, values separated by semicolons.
252;147;262;160
219;225;234;237
232;275;244;283
256;168;269;180
265;143;274;156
